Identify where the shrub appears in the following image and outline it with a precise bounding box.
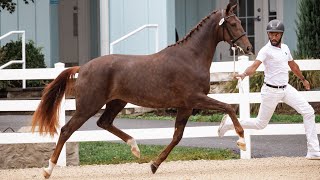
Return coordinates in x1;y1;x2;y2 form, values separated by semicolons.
0;39;47;90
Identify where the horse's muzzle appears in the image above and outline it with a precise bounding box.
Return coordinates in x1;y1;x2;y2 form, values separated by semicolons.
247;51;254;55
246;46;254;55
243;46;253;55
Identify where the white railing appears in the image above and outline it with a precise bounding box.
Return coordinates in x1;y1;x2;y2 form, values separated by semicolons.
110;24;159;54
0;58;320;166
0;31;26;89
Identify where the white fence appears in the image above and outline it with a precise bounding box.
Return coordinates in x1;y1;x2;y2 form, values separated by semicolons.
0;57;320;166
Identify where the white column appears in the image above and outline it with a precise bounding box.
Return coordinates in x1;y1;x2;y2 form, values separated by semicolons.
237;55;252;159
100;0;109;56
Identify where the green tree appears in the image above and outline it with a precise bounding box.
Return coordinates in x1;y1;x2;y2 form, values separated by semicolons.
0;0;34;13
291;0;320;91
295;0;320;59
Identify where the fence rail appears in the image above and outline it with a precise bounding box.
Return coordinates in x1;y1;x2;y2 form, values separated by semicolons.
0;57;319;165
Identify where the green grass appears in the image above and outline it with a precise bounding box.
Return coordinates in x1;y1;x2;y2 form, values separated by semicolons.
119;112;320;123
80;112;320;166
79;142;238;165
119;112;225;122
269;114;320;123
119;112;174;121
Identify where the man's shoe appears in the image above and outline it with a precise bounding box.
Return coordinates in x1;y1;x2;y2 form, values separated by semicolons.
306;152;320;160
218;114;231;137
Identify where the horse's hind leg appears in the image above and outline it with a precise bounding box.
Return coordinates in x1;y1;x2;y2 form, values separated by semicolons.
43;96;105;179
96;99;140;158
151;108;192;174
43;110;98;179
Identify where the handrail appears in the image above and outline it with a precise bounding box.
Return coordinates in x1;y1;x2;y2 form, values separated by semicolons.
110;24;159;54
0;31;26;88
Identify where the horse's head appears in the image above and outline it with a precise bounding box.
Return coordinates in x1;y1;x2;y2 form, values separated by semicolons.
219;3;253;55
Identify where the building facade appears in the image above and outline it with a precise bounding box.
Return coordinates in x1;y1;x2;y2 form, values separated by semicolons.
0;0;300;67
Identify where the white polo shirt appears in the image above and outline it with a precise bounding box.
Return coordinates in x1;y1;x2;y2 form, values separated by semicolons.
256;41;293;86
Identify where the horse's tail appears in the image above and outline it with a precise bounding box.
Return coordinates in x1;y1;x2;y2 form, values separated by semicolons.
31;66;80;136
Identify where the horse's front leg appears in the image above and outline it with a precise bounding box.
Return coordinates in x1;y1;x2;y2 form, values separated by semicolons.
97;100;140;158
193;94;246;151
151;108;192;174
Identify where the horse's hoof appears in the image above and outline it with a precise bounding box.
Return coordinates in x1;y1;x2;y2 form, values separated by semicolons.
42;168;51;179
150;161;158;174
237;138;246;151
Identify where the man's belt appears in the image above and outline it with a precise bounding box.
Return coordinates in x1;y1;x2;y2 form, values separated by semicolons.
264;83;287;89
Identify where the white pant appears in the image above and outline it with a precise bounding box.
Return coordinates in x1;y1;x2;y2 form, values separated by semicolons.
228;84;319;152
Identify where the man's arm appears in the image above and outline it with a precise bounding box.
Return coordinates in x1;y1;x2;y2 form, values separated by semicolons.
235;60;262;79
288;60;310;90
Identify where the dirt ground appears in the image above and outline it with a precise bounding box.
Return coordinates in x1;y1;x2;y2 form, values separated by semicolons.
1;157;320;180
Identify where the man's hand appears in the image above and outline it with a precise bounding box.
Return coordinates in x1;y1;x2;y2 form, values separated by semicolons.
302;79;311;90
234;73;246;80
234;60;261;80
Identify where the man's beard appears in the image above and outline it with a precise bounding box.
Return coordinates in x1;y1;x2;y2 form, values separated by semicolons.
270;37;282;47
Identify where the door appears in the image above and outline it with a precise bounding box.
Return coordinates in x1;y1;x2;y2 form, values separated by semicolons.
239;0;266;54
59;0;91;66
216;0;281;61
59;0;79;66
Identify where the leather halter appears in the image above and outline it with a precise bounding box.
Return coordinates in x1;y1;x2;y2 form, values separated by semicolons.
220;10;246;47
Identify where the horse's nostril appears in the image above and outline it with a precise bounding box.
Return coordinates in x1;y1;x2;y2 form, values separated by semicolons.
245;46;254;55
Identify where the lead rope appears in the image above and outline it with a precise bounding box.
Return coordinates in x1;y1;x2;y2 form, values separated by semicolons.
232;46;236;76
232;46;244;93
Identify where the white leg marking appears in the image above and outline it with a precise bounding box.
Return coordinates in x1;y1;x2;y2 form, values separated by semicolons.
43;159;56;179
127;138;141;158
237;137;246;151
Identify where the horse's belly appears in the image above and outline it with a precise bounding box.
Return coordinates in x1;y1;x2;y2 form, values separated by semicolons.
124;95;183;109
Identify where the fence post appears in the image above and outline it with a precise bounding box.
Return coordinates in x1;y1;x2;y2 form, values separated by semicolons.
237;56;251;159
54;63;67;166
22;31;26;89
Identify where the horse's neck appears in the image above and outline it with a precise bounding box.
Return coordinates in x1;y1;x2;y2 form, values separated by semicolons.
182;13;222;67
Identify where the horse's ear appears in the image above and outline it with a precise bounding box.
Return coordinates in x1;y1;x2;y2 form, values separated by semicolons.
226;3;237;14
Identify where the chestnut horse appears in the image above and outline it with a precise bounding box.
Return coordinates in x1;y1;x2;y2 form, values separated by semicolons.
32;3;252;178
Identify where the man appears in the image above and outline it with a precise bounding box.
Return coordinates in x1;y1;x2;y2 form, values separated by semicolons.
218;19;320;159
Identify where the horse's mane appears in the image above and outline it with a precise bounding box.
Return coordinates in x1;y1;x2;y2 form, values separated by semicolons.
168;10;219;48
